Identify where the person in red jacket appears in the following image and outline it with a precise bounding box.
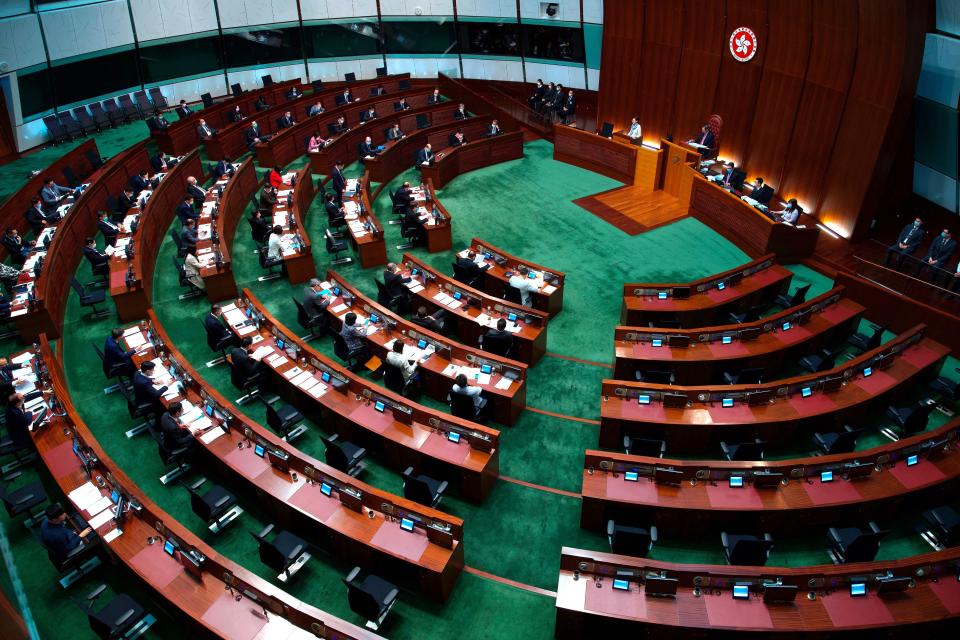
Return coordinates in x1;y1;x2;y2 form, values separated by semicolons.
268;166;286;188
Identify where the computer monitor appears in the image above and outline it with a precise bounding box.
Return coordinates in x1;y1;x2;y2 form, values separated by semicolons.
417;339;427;349
801;386;813;398
645;576;678;597
753;471;784;488
717;281;726;291
654;467;683;485
763;584;798;604
721;397;734;408
638;394;651;405
844;462;874;480
662;393;687;409
781;321;792;331
163;539;176;556
447;431;461;443
849;582;867;597
254;443;266;457
507;313;517;322
721;335;733;345
599;122;614;138
651;339;663;348
906;454;919;466
820;470;834;483
657;291;668;300
320;481;333;497
876;576;912;595
321;371;331;383
624;471;639;482
481;364;492;374
732;584;750;600
729;476;744;488
672;286;691;299
374;400;386;413
400;517;415;532
668;335;691;348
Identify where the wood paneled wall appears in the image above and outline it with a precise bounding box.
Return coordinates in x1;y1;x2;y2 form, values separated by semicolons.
597;0;932;240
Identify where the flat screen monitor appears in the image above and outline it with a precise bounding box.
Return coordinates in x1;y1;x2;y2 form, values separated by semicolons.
728;476;744;488
657;291;668;300
672;287;690;299
722;335;732;345
721;398;734;408
820;470;833;483
417;339;427;349
454;291;462;300
508;313;517;322
481;364;492;374
205;404;214;416
624;471;639;482
781;322;792;331
654;467;683;485
763;584;798;604
801;386;812;398
863;367;873;377
753;471;784;488
320;481;332;497
717;281;726;291
849;582;867;597
876;576;912;595
906;454;919;466
663;393;687;409
163;539;176;556
321;371;331;383
732;584;749;600
645;576;678;597
447;431;461;443
254;443;265;458
276;338;285;351
400;517;415;532
651;339;663;348
844;462;873;479
374;400;385;413
638;394;651;405
612;579;630;591
370;313;380;324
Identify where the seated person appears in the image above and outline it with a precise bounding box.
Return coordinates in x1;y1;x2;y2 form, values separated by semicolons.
180;219;198;252
771;198;803;225
340;312;370;363
160;402;197;457
150;152;169;173
394;97;411;111
133;360;167;413
325;194;346;226
485;317;512;346
286;86;302;101
196;118;215;139
307;130;328;153
82;236;108;271
229;106;245;123
487;119;501;137
268;166;286;189
175;99;191;118
231;337;261;379
508;265;539;307
186;176;206;201
104;327;136;378
386;339;420;383
401;207;426;244
885;216;925;270
328;115;348;135
303;279;331;317
40;177;73;212
212;156;233;180
454;250;483;283
255;96;270;111
360;107;378;123
25;196;54;233
386;122;404;141
451;373;483;409
452;103;468;120
914;229;956;280
266;225;283;262
559;90;576;124
149;110;169;130
117;188;138;214
244;121;268;150
40;503;92;565
410;306;445;332
176;196;198;224
416;143;435;167
2;227;31;261
384;262;411;300
627;116;642;141
260;185;279;211
97;211;119;246
449;129;466;147
129;170;151;195
277;110;296;129
249;210;272;244
688;124;715;152
335;89;353;106
394;182;414;209
308;101;325;117
358;136;378;161
427;88;443;104
371;85;386;96
184;248;204;290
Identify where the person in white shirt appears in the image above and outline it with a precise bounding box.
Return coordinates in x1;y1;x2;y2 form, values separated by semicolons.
507;265;539;307
771;198;802;225
183;248;205;290
452;373;483;409
385;340;418;383
266;225;283;261
627;116;642;141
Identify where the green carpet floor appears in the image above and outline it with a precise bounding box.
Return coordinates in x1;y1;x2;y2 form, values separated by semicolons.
1;129;957;639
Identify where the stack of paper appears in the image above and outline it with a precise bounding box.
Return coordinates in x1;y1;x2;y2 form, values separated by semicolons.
494;377;513;391
283;366;303;380
68;482;102;511
200;426;225;444
125;332;147;349
251;345;274;361
266;353;288;368
223;307;247;325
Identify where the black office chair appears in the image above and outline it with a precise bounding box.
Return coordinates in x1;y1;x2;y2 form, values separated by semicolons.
721;532;774;566
123;391;157;439
229;359;261;405
293;298;328;341
69;276;109;319
599;122;614;138
720;439;766;461
374;279;408;313
184;477;242;533
449;388;487;422
344;72;357;82
723;367;764;385
247;215;270;248
798;349;839;374
479;332;514;359
265;401;306;442
847;323;886;353
172;255;202;300
623;437;666;458
0;471;47;524
258;249;283;282
333;332;367;370
607;520;657;557
396;217;421;250
451;262;480;287
775;283;811;308
728;304;765;324
146;422;191;485
827;522;886;563
326;229;352;265
402;467;447;508
493;272;520;298
921;505;960;549
324;434;367;476
388;189;408;225
383;361;418;398
203;320;237;367
634;369;674;384
928;368;960;404
251;523;310;582
343;567;398;631
882;402;936;441
169;227;185;258
812;426;862;455
92;342;132;395
79;584;152;640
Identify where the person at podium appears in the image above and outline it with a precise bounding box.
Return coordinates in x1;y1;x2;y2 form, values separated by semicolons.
627;117;642;142
687;125;714;154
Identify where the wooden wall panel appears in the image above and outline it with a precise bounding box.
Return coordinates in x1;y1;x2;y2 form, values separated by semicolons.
637;2;685;142
670;0;725;142
597;0;645;132
777;0;859;214
709;0;768;167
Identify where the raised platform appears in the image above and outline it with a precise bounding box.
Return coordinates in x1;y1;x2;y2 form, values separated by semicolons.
573;186;688;235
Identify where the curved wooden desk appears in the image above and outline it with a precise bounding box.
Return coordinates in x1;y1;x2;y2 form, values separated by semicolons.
266;164;316;284
400;254;549;365
109;150;204;322
230;289;500;503
464;237;566;317
556;547;960;637
319;269;527;425
153;79;300;156
580;417;960;535
552;124;662;188
24;141;150;341
341;172;387;268
417;179;453;253
31;339;380;638
200;157;258;301
131;316;464;601
613;288;865;384
419;130;524;189
0;139;99;263
599;325;948;453
621;255;792;327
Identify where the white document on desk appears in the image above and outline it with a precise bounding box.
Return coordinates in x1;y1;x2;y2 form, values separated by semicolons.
331;303;348;314
88;509;114;530
251;346;274;361
441;363;459;377
125;332;146;349
495;377;513;391
307;382;328;398
200;427;226;444
187;416;212;434
283;366;303;380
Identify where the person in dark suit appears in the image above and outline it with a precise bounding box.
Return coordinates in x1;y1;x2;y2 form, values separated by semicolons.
528;79;546;110
229;106;246;123
82;236;108;272
25;197;53;233
278;110;296;129
212;157;232;180
286;86;302;101
394;182;414;209
427;88;443;104
386;122;404;141
249;210;272;244
455;251;483;283
538;82;557;116
176;196;198;225
453;103;468;120
371;85;386;96
204;304;238;349
129;170;151;195
485;317;512;344
150;110;169;130
325;193;346;227
335;89;353;106
885;217;926;270
329;115;348;135
104;327;135;378
97;212;119;246
487;120;501;137
186;176;206;201
559;89;576;124
255;96;270;111
383;263;411;300
6;388;49;448
260;185;278;211
449;129;466;147
40;503;90;565
176;100;191;118
401;207;426;245
230;337;261;380
358;136;377;162
40;177;73;212
133;360;167;413
245;121;264;150
394;97;411;111
150;153;169;173
118;188;137;214
549;85;565;119
416;144;435;167
303;279;331;317
914;229;956;280
331;161;347;202
159;402;196;457
195;118;215;140
411;306;445;332
180;219;198;252
360;107;378;123
2;227;30;261
690;125;715;153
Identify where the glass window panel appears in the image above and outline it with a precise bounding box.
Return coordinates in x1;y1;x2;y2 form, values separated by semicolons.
138;35;224;84
303;21;381;59
458;21;521;57
522;24;585;62
50;49;140;106
18;67;55;118
223;26;303;69
382;19;458;55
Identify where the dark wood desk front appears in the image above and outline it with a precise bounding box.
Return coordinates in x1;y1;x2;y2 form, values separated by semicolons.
341;172;387;268
400;254;549;366
200;158;259;301
581;416;960;536
419;180;453;253
232;289;500;503
621;255;791;327
613;288;865;384
32;340;380;639
420;129;524;189
320;270;527;425
600;326;948;453
466;237;565;316
268;165;316;284
556;547;960;637
553;124;662;189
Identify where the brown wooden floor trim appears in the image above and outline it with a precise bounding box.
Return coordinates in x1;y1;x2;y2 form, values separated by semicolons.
572;194;647;235
500;474;582;499
464;565;559;598
545;351;613;369
526;406;601;425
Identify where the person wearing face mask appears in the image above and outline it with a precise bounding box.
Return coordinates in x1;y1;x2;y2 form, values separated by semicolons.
914;229;956;281
885;216;926;271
